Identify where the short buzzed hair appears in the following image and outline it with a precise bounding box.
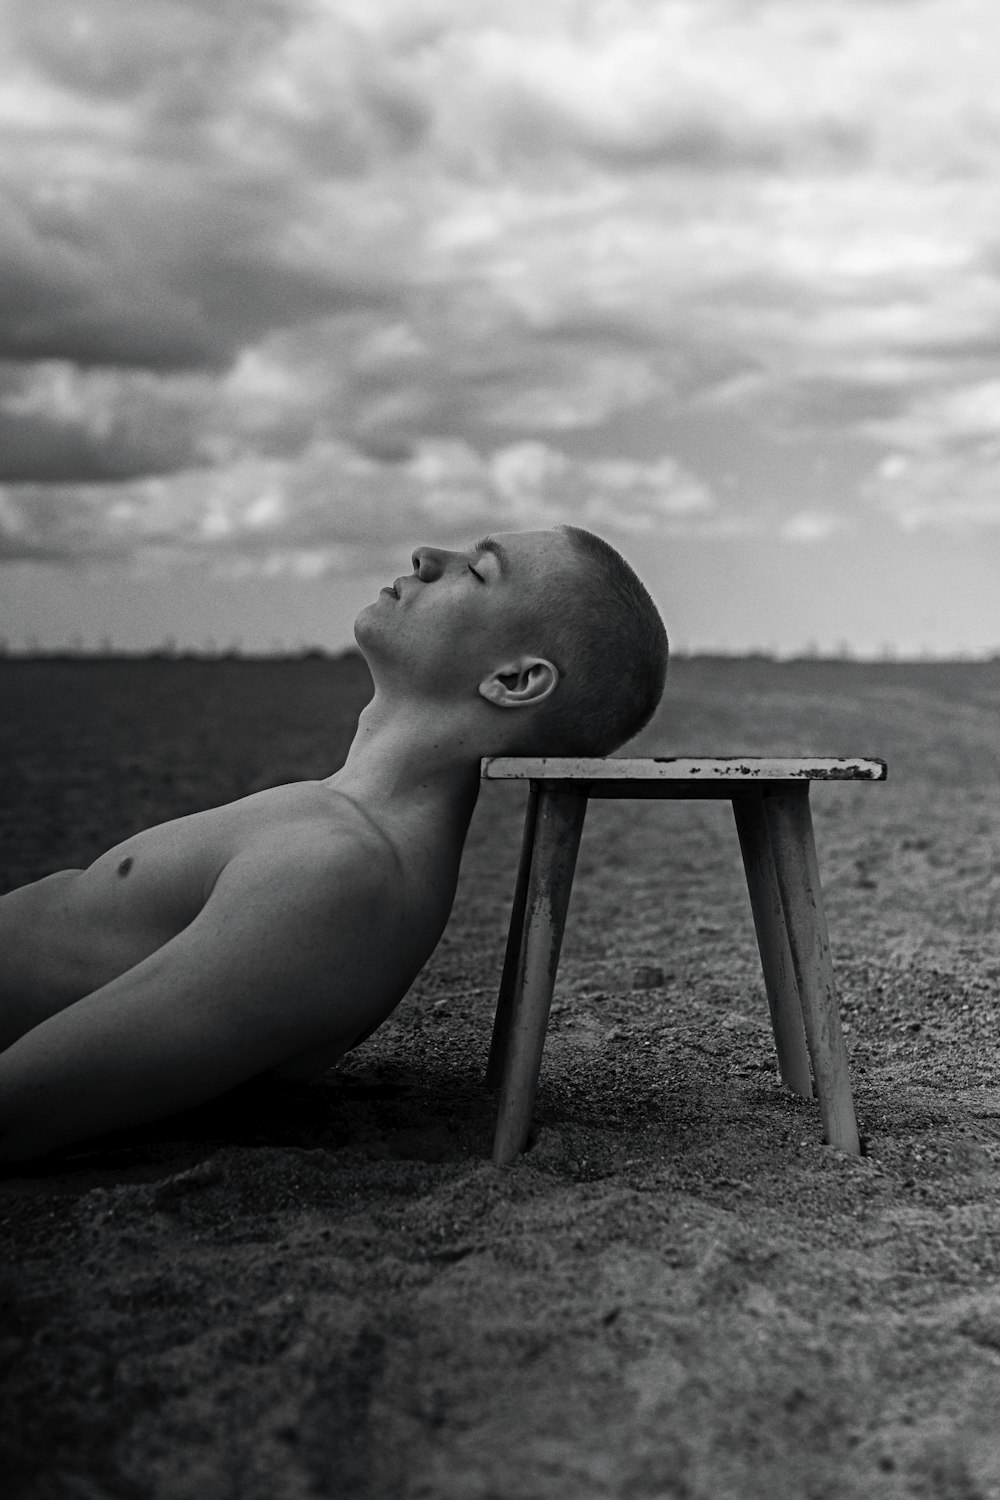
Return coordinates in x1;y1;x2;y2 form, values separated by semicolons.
529;525;668;756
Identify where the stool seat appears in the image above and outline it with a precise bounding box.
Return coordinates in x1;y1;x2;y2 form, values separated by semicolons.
480;755;887;1166
483;755;887;794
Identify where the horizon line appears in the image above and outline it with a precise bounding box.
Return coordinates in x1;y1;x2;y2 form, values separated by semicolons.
2;646;998;666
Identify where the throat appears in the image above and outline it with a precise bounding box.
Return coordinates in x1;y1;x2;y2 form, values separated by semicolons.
334;696;483;826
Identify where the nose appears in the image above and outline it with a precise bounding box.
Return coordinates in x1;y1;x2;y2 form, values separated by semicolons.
411;545;448;582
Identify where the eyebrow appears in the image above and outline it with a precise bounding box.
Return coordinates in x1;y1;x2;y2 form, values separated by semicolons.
472;535;511;578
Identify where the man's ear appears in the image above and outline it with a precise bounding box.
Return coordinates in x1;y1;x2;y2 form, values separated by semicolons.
478;656;559;710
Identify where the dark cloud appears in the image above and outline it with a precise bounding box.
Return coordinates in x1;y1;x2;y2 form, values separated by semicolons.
580;119;788;174
1;0;407;376
0;409;197;482
0;293;227;372
525;311;660;350
0;200;222;369
9;0;290;103
0;486;131;563
577;109;870;174
906;333;1000;364
768;376;913;430
352;434;417;465
484;80;784;174
0;175;400;373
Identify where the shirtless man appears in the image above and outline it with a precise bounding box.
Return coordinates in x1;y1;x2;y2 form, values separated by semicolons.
0;525;667;1161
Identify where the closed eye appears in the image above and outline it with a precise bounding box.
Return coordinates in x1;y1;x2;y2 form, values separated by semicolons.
469;564;485;582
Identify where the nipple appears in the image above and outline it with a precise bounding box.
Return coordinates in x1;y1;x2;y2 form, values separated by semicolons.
117;857;134;878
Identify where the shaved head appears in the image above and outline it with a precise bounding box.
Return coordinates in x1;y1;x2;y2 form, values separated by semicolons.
525;525;668;755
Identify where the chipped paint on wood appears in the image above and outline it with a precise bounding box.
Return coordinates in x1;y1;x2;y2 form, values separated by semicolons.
482;756;887;782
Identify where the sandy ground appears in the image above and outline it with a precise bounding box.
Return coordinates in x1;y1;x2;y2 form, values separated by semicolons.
2;654;1000;1499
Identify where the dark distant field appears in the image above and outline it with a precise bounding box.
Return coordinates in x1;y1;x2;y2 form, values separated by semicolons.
2;655;1000;1499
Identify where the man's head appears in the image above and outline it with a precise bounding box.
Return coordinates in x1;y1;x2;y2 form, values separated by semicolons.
355;525;667;755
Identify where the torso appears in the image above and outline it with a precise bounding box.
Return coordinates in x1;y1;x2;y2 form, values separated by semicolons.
0;781;465;1073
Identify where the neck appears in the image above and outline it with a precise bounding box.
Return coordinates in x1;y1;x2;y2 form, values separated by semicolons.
327;689;484;837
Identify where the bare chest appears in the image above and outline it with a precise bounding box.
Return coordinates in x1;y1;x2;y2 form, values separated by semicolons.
0;783;464;1049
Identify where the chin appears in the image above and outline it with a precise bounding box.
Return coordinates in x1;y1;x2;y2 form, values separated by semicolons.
353;601;379;644
353;603;400;673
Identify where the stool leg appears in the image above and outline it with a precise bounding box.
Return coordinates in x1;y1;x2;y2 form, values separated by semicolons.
492;787;588;1166
485;782;540;1089
764;787;860;1154
733;795;813;1097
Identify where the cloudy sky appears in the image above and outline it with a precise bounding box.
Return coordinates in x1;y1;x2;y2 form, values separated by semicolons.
2;0;999;655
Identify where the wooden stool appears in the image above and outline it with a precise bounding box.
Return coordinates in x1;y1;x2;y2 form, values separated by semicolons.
481;756;887;1166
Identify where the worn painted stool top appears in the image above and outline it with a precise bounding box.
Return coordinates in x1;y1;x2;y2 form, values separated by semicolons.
482;756;888;784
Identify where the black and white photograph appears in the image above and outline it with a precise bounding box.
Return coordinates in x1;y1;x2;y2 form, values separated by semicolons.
2;2;1000;1495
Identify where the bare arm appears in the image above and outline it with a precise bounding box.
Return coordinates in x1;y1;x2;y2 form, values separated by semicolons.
0;840;389;1162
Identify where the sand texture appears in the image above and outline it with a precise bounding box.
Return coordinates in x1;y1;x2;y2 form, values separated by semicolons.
2;654;1000;1499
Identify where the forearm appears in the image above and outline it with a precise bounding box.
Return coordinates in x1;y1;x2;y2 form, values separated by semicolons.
0;989;250;1162
0;1026;169;1162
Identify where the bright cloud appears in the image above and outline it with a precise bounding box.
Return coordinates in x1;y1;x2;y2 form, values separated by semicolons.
0;436;721;572
864;447;1000;530
780;511;846;545
2;0;1000;582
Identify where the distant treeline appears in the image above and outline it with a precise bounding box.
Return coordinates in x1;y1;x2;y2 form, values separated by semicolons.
1;646;998;665
0;645;367;663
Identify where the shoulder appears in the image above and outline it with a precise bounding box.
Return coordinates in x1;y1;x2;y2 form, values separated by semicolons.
213;819;394;920
178;832;395;994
